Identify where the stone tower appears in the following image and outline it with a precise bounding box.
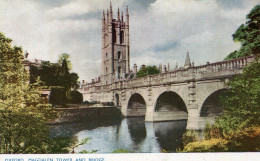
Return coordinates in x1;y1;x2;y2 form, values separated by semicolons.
101;3;130;85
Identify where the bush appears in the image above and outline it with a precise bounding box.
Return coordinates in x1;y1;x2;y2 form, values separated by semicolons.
136;65;160;78
112;149;130;153
182;127;260;152
182;130;200;146
183;139;228;152
203;123;223;140
68;90;83;104
49;87;67;107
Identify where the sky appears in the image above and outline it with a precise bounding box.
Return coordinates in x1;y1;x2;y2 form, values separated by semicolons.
0;0;259;82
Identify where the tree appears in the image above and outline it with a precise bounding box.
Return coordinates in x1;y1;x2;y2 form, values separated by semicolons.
225;5;260;60
0;32;66;153
29;59;80;106
58;53;72;70
67;90;83;104
136;65;160;78
215;61;260;132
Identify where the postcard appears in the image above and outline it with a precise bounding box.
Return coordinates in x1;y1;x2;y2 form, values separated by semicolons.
0;0;259;161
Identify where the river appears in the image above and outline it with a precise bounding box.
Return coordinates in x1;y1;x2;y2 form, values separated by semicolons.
50;117;198;153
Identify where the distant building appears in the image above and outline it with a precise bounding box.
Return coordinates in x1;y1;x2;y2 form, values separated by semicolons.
22;53;50;100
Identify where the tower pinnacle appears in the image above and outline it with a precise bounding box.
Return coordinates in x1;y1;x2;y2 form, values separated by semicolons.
109;2;113;22
126;6;129;26
184;51;191;68
107;9;109;23
102;10;106;29
117;7;120;21
121;11;124;22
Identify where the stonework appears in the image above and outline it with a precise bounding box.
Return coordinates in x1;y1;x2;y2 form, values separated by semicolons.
101;3;130;85
78;3;256;129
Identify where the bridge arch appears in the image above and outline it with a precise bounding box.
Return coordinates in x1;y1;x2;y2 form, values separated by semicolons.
154;91;187;113
127;93;147;117
199;88;227;117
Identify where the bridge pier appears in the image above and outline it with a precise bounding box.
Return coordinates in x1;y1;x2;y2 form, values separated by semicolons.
121;103;128;116
145;105;155;121
186;108;200;130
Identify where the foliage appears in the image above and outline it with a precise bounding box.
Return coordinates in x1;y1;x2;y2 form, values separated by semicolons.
182;127;260;152
182;138;228;152
225;5;260;60
136;65;160;78
181;130;200;146
30;56;79;104
67;90;83;104
30;61;79;89
0;32;94;154
214;61;260;133
68;137;97;154
58;53;72;70
0;32;57;153
49;87;67;107
203;123;223;140
47;137;74;153
112;149;130;153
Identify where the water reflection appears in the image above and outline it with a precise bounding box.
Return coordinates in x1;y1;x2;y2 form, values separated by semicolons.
50;117;188;153
49;119;122;137
127;117;146;145
154;120;187;151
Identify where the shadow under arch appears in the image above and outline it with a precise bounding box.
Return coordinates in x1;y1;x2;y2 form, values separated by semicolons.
155;91;187;113
115;93;120;107
127;93;146;117
127;117;147;146
200;88;228;117
154;120;187;152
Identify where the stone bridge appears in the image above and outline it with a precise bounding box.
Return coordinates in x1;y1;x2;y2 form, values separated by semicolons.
80;55;255;129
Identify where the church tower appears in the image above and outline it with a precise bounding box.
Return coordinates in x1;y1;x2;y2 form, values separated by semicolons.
101;3;130;85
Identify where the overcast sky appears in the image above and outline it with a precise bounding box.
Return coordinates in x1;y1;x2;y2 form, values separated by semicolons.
0;0;259;82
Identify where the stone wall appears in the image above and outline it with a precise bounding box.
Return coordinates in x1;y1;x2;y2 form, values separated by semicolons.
51;107;122;124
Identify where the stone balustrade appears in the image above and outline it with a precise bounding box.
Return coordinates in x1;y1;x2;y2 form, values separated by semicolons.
81;55;256;94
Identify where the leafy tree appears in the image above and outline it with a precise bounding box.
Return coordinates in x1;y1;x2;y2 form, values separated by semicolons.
49;87;67;107
136;65;160;78
214;61;260;133
225;5;260;60
0;32;57;153
30;58;80;105
68;90;83;104
58;53;72;70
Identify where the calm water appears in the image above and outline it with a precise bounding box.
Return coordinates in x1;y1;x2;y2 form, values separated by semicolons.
50;117;189;153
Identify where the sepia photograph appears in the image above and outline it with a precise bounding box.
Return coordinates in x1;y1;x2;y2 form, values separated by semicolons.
0;0;259;160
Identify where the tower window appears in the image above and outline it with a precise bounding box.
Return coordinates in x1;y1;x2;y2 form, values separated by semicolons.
118;67;121;79
120;31;124;44
106;53;108;60
105;67;108;74
112;27;116;43
117;51;121;59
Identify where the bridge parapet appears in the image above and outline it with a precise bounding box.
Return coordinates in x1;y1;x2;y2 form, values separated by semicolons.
82;55;256;94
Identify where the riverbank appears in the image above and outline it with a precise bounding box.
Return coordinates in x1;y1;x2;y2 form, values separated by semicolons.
50;106;122;124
